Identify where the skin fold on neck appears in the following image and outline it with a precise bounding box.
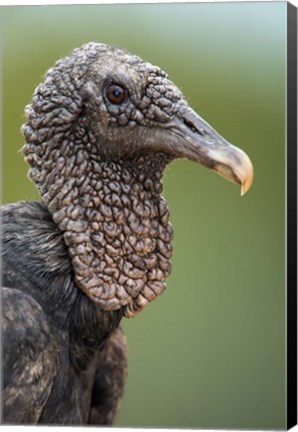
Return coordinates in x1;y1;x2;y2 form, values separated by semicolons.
38;136;174;318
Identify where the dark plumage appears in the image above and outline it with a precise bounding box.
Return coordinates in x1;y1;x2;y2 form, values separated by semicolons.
1;42;253;425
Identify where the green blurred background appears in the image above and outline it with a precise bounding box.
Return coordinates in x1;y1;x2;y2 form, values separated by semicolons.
1;2;286;429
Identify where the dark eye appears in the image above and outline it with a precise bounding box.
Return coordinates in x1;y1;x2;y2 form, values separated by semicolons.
104;83;128;105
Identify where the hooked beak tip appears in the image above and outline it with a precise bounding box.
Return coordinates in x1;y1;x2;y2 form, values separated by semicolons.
240;170;253;196
208;144;254;196
238;152;254;196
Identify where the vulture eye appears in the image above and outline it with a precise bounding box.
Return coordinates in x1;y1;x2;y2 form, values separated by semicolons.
104;83;128;105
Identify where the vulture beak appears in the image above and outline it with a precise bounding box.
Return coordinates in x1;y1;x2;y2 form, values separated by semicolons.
167;108;254;195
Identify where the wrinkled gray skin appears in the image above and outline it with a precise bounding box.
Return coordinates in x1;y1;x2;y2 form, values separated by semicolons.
22;43;182;317
1;42;252;425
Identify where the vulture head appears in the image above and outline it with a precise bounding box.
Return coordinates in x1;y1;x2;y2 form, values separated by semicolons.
21;42;253;318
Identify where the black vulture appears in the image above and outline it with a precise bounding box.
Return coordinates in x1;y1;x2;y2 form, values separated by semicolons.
1;42;253;425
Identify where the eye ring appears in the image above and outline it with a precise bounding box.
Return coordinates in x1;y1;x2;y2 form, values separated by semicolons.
104;83;128;105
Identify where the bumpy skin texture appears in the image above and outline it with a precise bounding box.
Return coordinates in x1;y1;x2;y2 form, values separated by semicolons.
21;43;183;316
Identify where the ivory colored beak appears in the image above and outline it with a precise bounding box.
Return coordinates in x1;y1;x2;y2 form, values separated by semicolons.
208;145;254;196
167;107;254;195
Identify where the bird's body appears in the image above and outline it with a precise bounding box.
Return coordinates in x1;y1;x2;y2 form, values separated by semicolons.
1;42;253;425
2;201;127;424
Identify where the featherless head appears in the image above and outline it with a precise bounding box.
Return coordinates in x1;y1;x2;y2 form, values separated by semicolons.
21;42;253;317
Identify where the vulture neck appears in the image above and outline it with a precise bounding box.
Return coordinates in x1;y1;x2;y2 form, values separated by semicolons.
41;143;174;318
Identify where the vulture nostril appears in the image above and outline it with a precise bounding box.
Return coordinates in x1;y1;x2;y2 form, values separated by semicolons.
182;117;204;136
